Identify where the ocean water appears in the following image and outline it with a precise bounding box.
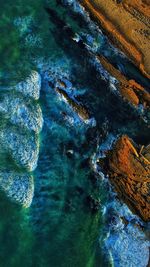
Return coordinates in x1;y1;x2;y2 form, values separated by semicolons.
0;1;149;267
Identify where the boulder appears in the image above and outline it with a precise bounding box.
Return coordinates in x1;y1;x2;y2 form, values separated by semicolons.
101;135;150;221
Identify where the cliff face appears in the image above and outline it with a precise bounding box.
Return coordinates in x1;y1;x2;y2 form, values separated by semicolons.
102;135;150;221
80;0;150;78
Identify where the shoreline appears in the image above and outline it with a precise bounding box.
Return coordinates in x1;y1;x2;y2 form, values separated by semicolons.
79;0;150;78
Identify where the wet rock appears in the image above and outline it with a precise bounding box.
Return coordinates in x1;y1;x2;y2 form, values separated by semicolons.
66;149;74;159
101;135;150;221
142;144;150;162
0;170;34;207
55;87;91;121
86;194;101;213
97;55;150;109
57;79;67;89
120;216;129;226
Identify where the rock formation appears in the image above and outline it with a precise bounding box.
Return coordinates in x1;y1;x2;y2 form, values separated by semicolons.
100;135;150;221
50;77;91;122
80;0;150;78
55;87;90;121
97;55;150;108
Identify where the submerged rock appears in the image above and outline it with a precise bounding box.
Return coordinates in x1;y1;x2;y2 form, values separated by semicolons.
86;194;101;213
100;135;150;221
0;171;34;207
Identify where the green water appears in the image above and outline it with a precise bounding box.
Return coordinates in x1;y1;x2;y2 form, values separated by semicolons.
0;1;149;267
0;83;108;267
0;2;109;266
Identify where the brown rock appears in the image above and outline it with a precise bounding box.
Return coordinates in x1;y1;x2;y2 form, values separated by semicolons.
97;55;150;108
55;87;90;121
57;80;67;89
80;0;150;78
101;135;150;221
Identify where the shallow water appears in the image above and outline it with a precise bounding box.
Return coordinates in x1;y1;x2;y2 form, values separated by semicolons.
0;1;149;267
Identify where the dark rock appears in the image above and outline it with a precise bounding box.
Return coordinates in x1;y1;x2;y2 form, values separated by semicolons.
85;194;101;213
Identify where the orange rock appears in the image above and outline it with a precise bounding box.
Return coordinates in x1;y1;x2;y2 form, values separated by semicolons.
101;135;150;221
97;55;150;107
80;0;150;78
120;86;139;106
129;79;144;91
57;79;67;88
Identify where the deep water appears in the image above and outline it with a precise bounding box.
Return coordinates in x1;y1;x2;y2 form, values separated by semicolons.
0;1;150;267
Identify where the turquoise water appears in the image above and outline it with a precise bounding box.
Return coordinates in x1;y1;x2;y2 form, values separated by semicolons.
0;1;149;267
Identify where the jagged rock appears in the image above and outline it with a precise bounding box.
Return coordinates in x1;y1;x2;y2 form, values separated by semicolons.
143;144;150;161
14;71;41;100
0;127;39;171
0;170;34;207
55;87;90;121
97;55;150;109
0;94;43;133
80;0;150;78
100;135;150;221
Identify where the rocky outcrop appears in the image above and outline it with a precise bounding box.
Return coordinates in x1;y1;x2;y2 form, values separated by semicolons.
49;77;92;122
80;0;150;78
100;135;150;221
55;87;90;121
0;71;43;207
97;55;150;108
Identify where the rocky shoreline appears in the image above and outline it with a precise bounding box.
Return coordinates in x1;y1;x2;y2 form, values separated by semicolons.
98;135;150;222
0;0;149;266
97;55;150;109
64;0;150;223
79;0;150;78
